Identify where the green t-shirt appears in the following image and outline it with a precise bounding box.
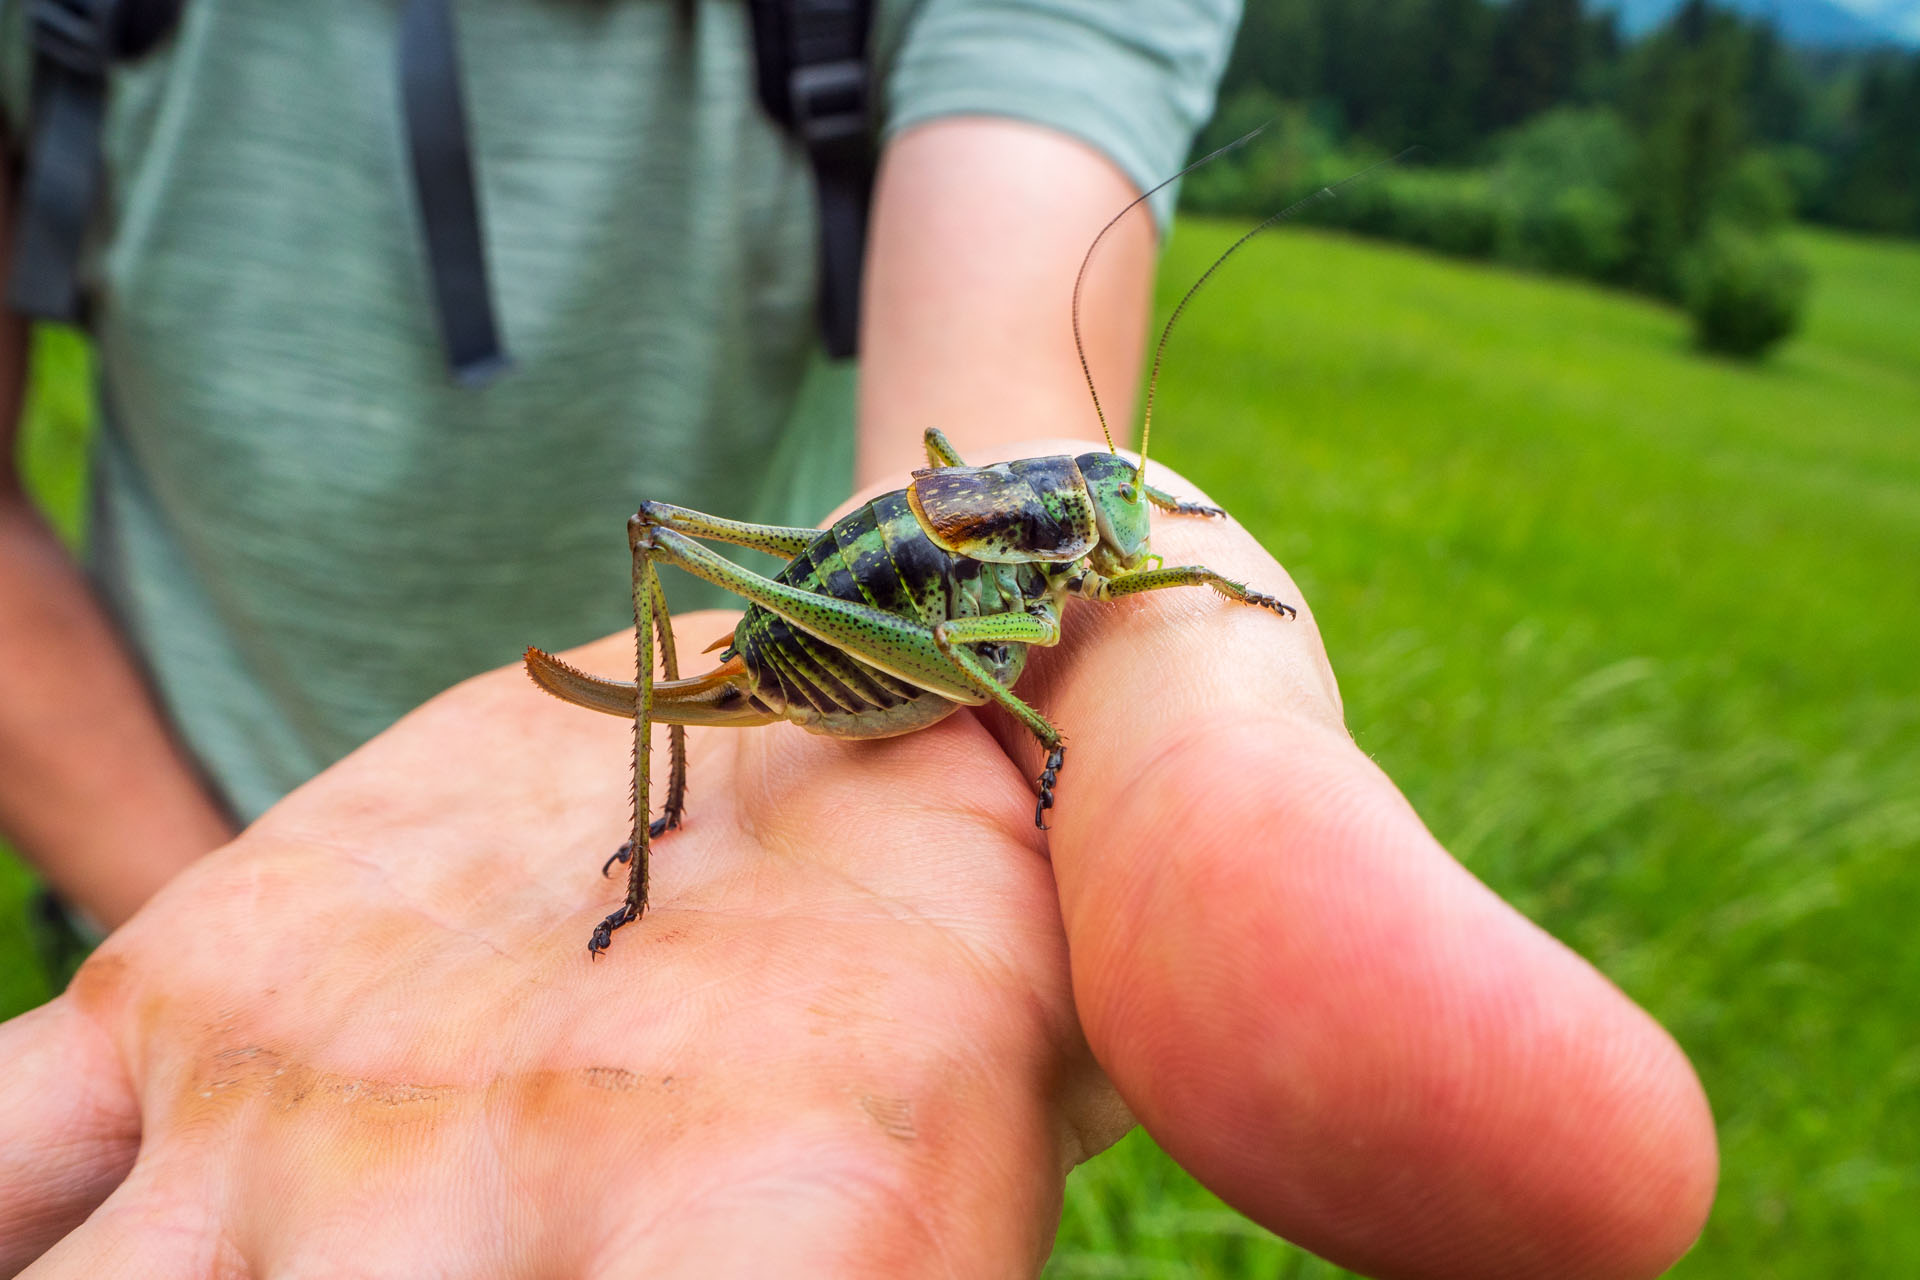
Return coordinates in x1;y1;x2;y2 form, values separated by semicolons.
1;0;1236;822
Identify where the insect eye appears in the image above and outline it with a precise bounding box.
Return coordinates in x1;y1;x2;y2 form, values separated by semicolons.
1118;484;1137;503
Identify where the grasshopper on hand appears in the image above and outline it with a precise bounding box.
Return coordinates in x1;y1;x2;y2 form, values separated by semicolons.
526;144;1306;957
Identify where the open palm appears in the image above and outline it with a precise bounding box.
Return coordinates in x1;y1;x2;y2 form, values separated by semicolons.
0;461;1716;1279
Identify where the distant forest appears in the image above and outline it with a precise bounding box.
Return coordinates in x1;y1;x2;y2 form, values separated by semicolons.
1183;0;1916;354
1209;0;1919;238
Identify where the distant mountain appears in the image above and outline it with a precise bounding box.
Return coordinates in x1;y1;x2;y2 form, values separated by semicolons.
1601;0;1920;45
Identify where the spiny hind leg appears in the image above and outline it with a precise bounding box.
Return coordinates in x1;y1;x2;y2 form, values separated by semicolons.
593;508;809;950
598;499;825;883
635;528;970;700
651;570;689;838
599;804;684;880
601;811;677;879
590;516;671;956
634;499;819;558
628;526;1083;822
932;611;1069;830
631;526;1078;831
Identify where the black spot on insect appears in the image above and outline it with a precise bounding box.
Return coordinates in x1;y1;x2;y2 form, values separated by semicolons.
816;547;861;603
878;494;949;586
952;558;982;582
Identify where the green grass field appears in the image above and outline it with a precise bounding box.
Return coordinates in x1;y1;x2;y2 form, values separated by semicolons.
5;223;1917;1276
1045;223;1920;1277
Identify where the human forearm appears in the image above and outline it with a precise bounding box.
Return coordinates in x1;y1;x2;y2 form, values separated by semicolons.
856;117;1157;483
0;497;235;928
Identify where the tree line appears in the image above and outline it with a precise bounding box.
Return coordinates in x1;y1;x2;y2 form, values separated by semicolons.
1185;0;1919;355
1212;0;1917;237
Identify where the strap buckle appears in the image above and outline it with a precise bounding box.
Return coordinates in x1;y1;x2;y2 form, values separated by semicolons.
789;57;868;148
27;0;116;77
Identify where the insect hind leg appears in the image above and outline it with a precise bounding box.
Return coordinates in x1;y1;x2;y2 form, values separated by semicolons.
589;514;675;957
590;903;637;956
600;810;678;879
648;570;690;839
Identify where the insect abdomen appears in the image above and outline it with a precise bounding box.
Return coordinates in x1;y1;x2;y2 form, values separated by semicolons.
730;490;1041;737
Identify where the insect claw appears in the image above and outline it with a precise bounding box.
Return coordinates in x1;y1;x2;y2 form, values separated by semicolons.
603;813;682;879
601;842;633;878
1246;589;1299;620
1034;744;1067;831
587;903;638;957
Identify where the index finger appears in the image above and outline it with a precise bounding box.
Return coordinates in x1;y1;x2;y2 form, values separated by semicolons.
1030;472;1717;1280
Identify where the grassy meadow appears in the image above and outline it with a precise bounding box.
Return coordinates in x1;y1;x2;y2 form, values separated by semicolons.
5;222;1918;1276
1044;223;1920;1277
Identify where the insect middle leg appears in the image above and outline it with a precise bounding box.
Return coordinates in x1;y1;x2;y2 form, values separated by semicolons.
930;611;1072;829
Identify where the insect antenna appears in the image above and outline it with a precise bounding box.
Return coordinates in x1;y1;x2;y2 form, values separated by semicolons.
1135;148;1420;487
1072;124;1273;459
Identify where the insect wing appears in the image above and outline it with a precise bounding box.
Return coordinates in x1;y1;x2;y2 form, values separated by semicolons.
906;457;1098;564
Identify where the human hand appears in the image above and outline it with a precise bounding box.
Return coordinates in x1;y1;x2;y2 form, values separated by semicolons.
0;453;1715;1279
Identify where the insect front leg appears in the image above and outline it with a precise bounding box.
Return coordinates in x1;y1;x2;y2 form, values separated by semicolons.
1084;565;1298;620
1143;482;1227;519
922;427;968;468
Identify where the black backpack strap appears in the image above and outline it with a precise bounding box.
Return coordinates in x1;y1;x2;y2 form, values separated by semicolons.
397;0;507;386
748;0;875;360
5;0;507;385
6;0;154;320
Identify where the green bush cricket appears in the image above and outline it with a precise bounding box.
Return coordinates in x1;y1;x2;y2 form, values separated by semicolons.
526;140;1323;956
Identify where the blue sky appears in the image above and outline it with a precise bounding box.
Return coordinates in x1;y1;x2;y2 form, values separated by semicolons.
1604;0;1920;44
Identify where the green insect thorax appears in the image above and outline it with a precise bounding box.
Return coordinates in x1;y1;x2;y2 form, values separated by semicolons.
905;450;1153;573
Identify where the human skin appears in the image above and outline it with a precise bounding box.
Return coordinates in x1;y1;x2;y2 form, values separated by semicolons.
0;159;238;929
0;113;1715;1277
856;117;1155;486
0;115;1145;929
0;443;1716;1278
